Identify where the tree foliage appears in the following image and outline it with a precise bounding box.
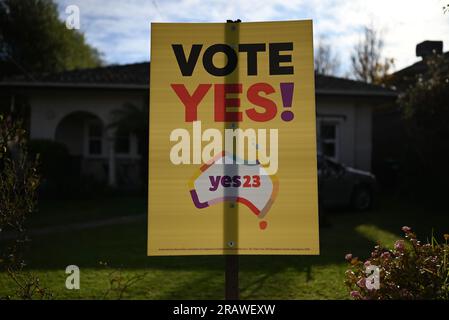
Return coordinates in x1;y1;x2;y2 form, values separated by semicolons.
110;102;149;148
109;101;149;191
350;26;394;84
397;54;449;199
0;0;102;79
314;37;340;76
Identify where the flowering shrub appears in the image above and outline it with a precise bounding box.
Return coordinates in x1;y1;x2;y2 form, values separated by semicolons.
0;115;51;299
345;227;449;300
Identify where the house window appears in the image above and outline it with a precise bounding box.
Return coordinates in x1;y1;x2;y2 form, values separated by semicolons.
115;131;131;154
87;121;103;155
317;121;340;161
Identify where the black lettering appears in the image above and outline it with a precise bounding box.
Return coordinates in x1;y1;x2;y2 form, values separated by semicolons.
202;44;237;76
238;43;266;76
269;42;294;75
172;44;202;76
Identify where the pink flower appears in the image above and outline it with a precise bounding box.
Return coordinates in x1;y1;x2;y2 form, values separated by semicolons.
381;251;391;259
394;240;405;252
350;291;362;299
364;260;371;267
402;226;412;233
345;253;353;262
357;278;366;288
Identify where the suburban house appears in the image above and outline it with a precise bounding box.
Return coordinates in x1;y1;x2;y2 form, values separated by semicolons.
0;63;395;188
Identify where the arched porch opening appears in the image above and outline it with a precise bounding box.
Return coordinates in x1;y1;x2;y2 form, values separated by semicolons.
55;111;114;186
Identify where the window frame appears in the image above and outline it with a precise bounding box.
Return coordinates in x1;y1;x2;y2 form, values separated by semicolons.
84;119;104;158
317;117;342;162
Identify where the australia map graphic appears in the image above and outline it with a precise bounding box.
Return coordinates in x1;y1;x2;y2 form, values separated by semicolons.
188;151;279;230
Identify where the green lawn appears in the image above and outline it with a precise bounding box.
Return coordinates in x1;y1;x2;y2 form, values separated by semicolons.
26;196;147;228
0;195;448;299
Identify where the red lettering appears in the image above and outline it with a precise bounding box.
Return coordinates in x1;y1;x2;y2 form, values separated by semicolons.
214;84;242;122
171;84;211;122
246;83;277;122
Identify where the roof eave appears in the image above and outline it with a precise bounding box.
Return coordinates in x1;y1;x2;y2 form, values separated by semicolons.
0;81;148;90
316;89;397;97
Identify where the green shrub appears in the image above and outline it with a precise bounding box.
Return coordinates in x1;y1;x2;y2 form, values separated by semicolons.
28;139;71;196
28;139;117;198
28;139;70;176
0;115;51;299
0;116;39;233
345;227;449;300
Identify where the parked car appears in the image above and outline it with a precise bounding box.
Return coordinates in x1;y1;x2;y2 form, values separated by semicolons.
318;154;377;211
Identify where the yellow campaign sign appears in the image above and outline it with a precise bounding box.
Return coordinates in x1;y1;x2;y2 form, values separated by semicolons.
148;20;319;256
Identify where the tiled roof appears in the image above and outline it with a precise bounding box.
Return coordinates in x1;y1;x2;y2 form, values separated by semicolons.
1;62;396;97
392;52;449;78
314;74;394;96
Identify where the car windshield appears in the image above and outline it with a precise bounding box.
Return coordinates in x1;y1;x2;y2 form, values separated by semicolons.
326;159;342;172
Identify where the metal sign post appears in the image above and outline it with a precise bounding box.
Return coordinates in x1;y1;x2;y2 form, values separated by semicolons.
224;19;241;300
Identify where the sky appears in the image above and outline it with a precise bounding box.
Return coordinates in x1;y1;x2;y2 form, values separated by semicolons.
56;0;449;76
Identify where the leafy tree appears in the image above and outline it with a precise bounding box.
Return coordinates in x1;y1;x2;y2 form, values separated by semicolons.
398;54;449;202
315;37;340;76
350;26;394;84
0;0;102;79
109;101;149;191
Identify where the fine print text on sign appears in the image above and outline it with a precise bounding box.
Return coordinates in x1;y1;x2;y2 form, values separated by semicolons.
148;21;319;256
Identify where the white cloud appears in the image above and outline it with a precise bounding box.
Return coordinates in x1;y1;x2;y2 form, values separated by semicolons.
56;0;449;73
